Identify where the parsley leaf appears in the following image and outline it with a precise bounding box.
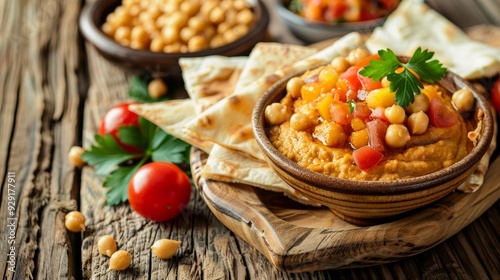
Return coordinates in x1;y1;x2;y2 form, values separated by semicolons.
359;47;447;108
84;117;191;205
82;134;140;175
347;100;356;114
128;76;169;103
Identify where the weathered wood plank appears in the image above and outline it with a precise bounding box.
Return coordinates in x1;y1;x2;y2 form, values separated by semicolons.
0;0;83;279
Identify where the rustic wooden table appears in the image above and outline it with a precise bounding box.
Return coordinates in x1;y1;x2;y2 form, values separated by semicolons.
1;0;499;279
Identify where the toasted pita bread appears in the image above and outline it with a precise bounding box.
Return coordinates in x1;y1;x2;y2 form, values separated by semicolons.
129;100;213;153
184;33;365;160
202;145;321;206
180;56;248;114
365;0;500;79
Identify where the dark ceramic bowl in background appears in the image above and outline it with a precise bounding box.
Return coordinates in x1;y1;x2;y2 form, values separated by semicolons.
276;0;387;44
79;0;269;76
252;68;494;226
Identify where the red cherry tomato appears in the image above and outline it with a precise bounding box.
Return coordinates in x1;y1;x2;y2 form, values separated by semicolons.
98;102;142;154
428;98;459;128
128;162;192;222
353;146;384;171
491;77;500;113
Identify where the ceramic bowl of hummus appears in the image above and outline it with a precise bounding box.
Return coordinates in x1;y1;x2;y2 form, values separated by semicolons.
252;48;494;226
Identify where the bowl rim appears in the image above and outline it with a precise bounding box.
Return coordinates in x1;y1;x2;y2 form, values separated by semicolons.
275;0;387;30
252;66;494;195
79;0;270;65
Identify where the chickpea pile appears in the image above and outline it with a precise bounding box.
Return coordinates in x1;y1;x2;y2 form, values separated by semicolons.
265;48;469;167
102;0;255;53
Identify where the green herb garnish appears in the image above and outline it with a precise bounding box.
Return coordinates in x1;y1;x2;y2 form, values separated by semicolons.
82;117;190;205
359;47;447;108
347;100;356;114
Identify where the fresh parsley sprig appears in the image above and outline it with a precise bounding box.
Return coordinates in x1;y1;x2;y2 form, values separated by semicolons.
359;48;447;108
82;117;191;205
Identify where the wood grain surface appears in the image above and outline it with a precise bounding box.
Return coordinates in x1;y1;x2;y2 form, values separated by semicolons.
0;0;498;279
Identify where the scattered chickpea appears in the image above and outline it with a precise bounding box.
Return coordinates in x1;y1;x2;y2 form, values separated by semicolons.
385;124;411;148
330;57;350;73
209;7;226;24
405;93;430;114
452;87;475;112
109;250;131;271
381;77;390;88
384;105;406;124
346;48;370;66
98;235;117;257
65;211;86;232
287;77;305;99
265;103;290;125
408;111;429;135
187;35;208;52
236;9;254;25
151;239;181;260
148;79;168;99
68;146;85;168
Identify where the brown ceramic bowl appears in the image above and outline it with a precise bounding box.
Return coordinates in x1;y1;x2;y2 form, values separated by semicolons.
79;0;269;76
252;68;494;226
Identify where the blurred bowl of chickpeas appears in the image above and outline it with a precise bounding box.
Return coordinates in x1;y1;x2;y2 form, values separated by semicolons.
80;0;269;76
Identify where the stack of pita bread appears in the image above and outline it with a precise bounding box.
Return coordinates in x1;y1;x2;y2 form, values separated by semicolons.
130;0;499;206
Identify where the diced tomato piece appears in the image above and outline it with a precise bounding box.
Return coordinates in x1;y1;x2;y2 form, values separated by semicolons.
369;106;388;122
357;73;382;91
324;0;348;21
353;146;384;171
355;54;381;68
332;88;347;102
366;119;388;154
428;98;459;128
353;103;372;120
330;102;353;125
339;66;362;93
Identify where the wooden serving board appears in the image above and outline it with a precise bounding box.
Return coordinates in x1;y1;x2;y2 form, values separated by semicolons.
191;148;500;272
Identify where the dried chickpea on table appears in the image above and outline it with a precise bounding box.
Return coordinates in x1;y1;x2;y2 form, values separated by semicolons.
101;0;255;53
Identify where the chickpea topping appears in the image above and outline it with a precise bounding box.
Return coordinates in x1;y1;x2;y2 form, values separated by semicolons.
65;211;86;232
346;48;370;66
452;87;475;112
210;7;226;24
98;235;117;257
236;9;254;26
210;35;225;48
408;111;429;135
161;26;180;44
187;35;208;52
330;57;350;73
179;27;196;43
169;12;189;29
68;146;85;168
109;250;131;271
180;0;200;17
384;105;406;124
290;113;314;131
150;36;165;52
151;239;181;259
385;124;411;148
287;77;305;99
406;93;430;114
265;103;291;125
148;79;168;99
381;76;390;88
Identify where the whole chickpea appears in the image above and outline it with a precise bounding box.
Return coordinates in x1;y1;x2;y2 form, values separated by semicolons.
233;0;249;11
330;57;350;73
161;26;179;44
130;26;149;44
384;105;406;124
148;79;168;99
286;77;305;99
151;239;181;260
452;87;475;112
385;124;411;148
180;0;200;17
169;12;188;29
101;23;116;37
200;0;218;16
210;35;225;48
209;7;226;24
405;93;430;114
68;146;85;168
187;16;207;33
150;36;166;52
346;48;370;66
65;211;86;232
164;43;182;53
109;250;131;271
290;113;313;131
231;25;249;39
179;27;196;43
381;77;390;88
236;9;254;26
407;111;429;135
265;103;291;125
187;35;208;52
114;26;131;42
97;235;117;257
